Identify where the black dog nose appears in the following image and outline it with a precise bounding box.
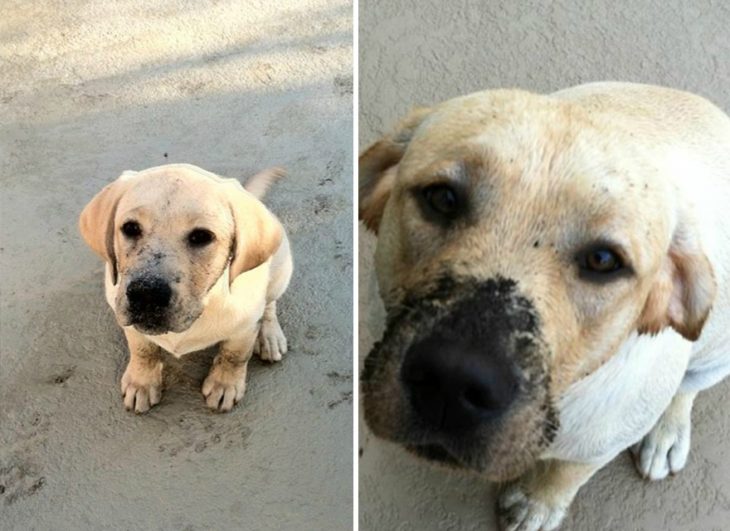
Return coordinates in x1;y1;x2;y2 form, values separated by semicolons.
126;277;172;311
401;334;519;432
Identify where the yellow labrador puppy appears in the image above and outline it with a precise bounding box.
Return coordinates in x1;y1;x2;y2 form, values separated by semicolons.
80;164;292;413
360;83;730;530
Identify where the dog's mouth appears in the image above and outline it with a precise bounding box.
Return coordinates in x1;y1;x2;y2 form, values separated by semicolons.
120;303;201;335
127;310;200;335
116;270;204;336
130;319;172;335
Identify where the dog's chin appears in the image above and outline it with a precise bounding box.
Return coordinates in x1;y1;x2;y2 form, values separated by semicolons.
131;322;172;335
364;387;553;482
119;311;200;336
401;438;535;481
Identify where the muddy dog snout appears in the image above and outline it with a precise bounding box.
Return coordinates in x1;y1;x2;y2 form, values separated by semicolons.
401;331;520;433
124;275;175;332
363;276;556;477
126;276;173;313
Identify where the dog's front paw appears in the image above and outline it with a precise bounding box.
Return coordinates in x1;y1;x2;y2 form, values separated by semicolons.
497;483;567;531
202;365;246;412
632;406;692;480
631;391;695;481
254;318;287;362
121;362;162;413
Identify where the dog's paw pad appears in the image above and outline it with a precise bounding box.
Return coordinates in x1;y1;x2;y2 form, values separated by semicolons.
497;484;566;531
121;365;162;413
202;370;246;412
255;319;287;362
632;414;691;480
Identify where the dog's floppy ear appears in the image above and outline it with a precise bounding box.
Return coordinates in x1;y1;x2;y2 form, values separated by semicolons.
226;182;283;283
359;107;432;233
638;217;716;341
79;172;138;284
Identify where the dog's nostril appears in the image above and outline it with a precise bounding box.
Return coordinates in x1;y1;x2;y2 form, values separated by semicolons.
126;277;172;309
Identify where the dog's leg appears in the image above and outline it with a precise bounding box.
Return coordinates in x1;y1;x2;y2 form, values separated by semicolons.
254;300;288;362
631;390;697;480
497;459;602;531
121;328;163;413
202;329;256;412
254;235;292;362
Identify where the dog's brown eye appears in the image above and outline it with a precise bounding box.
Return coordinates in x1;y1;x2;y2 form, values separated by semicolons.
585;249;621;272
422;184;459;217
188;229;215;247
576;243;633;284
121;221;142;238
577;244;632;283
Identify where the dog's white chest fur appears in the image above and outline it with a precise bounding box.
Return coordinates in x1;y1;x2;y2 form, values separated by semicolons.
105;263;269;357
543;330;693;463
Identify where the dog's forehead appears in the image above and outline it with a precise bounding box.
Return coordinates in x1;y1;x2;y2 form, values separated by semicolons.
403;93;588;175
117;171;231;224
392;95;677;274
399;94;664;206
406;92;677;183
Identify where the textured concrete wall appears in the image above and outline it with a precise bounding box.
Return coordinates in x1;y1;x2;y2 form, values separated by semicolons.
359;1;730;530
1;1;352;529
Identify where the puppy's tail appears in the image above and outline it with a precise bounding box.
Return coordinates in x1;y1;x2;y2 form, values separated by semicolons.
243;167;286;199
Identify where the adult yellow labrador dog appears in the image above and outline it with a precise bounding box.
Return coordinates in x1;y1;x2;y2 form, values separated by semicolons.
360;83;730;530
80;164;292;413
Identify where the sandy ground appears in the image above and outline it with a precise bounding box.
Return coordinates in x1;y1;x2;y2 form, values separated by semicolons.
0;1;352;530
359;1;730;530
